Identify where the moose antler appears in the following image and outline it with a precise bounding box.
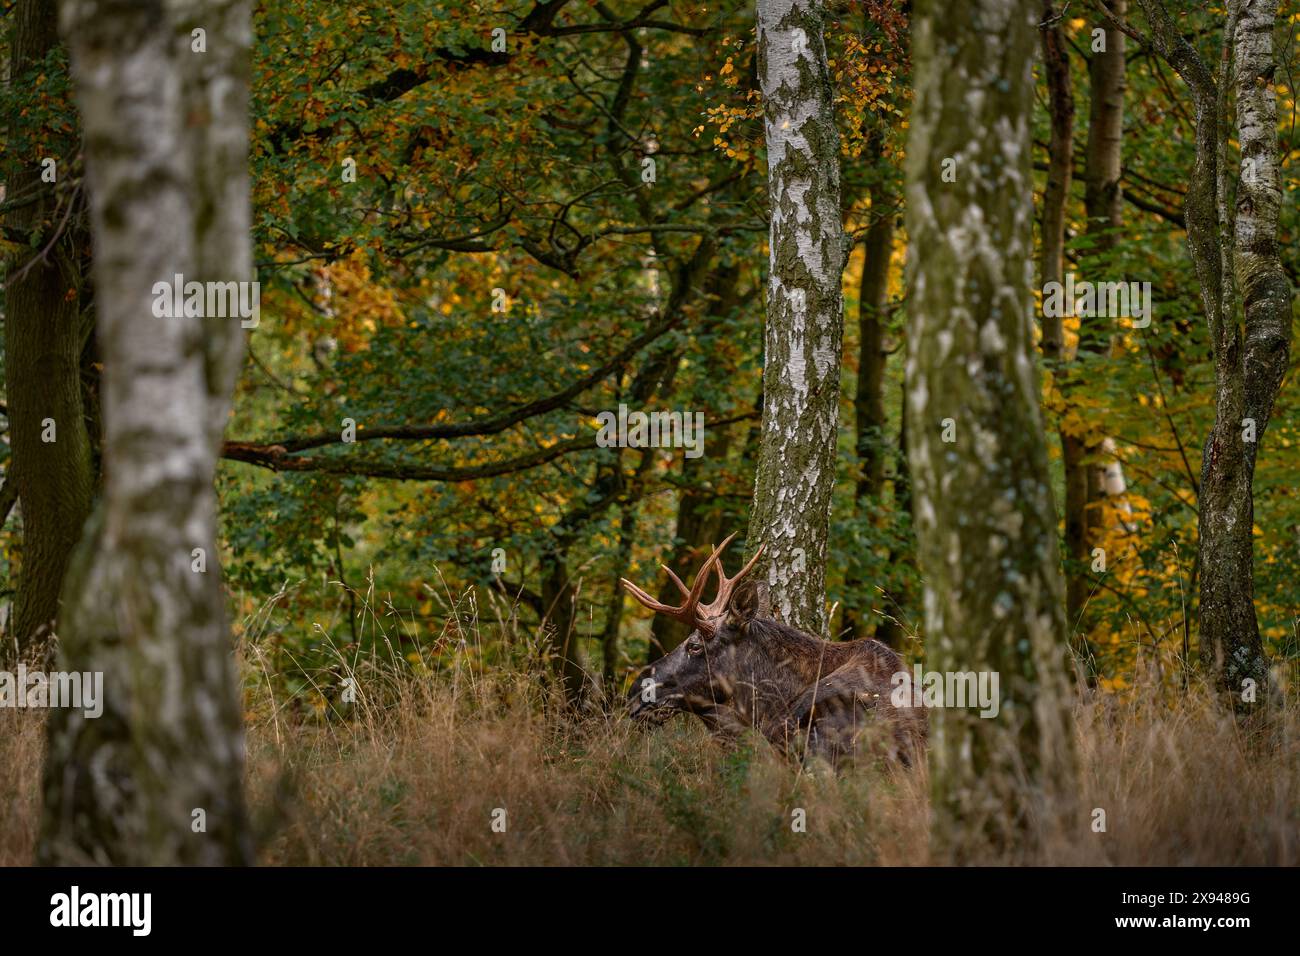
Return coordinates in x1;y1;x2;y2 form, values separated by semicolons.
620;539;723;630
621;532;764;636
698;535;764;623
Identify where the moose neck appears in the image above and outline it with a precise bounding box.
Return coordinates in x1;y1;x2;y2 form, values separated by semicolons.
723;617;844;733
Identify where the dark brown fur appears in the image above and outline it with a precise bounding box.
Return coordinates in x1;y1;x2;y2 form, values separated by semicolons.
629;581;925;766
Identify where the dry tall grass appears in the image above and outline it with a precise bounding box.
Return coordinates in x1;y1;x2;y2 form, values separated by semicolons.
1;585;1295;866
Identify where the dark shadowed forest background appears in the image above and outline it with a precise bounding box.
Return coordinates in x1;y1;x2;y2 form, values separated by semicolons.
0;0;1296;867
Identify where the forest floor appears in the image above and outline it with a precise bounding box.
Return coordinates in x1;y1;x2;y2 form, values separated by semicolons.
2;617;1295;865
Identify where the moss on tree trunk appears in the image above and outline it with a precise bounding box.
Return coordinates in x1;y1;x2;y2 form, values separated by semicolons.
906;0;1078;861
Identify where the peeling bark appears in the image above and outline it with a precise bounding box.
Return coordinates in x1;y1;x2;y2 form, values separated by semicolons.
748;0;846;637
907;0;1077;859
39;0;254;864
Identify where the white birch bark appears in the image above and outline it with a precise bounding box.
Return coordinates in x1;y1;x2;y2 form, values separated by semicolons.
1218;0;1291;691
1137;0;1291;696
748;0;846;637
39;0;254;864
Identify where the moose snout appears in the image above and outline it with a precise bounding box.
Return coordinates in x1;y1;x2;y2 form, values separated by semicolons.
627;668;672;723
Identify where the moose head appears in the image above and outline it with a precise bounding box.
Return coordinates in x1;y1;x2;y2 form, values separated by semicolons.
622;533;775;731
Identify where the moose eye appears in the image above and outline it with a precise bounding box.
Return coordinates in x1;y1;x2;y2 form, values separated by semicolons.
686;638;705;656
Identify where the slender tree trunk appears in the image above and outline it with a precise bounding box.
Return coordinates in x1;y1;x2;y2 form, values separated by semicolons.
552;249;722;692
2;0;95;654
540;551;586;701
1060;0;1127;639
601;506;637;689
893;377;911;517
1039;1;1073;366
843;181;895;641
1207;0;1289;693
1138;0;1290;697
871;377;912;648
39;0;254;864
854;194;893;501
748;0;846;636
540;452;629;704
1038;2;1093;658
907;0;1077;860
1082;0;1127;558
1083;1;1126;266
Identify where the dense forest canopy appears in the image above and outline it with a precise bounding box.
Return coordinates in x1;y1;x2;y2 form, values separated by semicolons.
0;0;1295;869
198;0;1298;694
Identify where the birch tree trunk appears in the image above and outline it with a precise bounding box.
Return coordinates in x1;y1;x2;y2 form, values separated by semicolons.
749;0;846;637
1138;0;1290;697
907;0;1077;860
1060;0;1127;642
2;0;96;654
1081;0;1128;605
39;0;254;864
1213;0;1290;693
1083;2;1126;264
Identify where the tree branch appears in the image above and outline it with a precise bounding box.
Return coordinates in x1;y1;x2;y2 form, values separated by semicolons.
222;434;600;482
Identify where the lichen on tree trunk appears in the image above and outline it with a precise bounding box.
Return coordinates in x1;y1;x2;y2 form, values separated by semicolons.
1204;0;1291;695
1137;0;1291;698
748;0;846;637
906;0;1077;860
38;0;254;865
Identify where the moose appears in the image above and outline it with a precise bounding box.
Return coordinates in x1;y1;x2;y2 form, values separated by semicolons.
622;534;925;765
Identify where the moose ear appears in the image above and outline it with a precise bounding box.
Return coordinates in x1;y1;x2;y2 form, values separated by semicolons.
726;579;768;628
